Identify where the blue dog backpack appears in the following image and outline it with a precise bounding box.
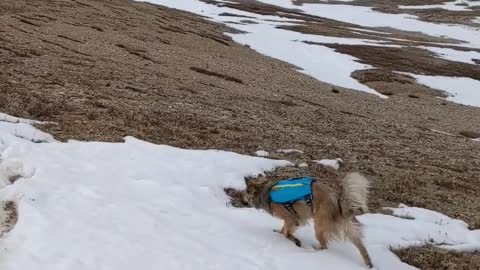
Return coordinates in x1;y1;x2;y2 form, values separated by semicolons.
270;177;313;204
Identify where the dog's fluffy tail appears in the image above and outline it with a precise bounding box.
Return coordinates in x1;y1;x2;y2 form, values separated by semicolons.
334;173;373;267
339;172;370;214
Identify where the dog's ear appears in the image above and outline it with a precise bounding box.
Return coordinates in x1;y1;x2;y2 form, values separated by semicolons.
244;175;254;186
245;177;266;193
244;175;268;191
256;174;268;183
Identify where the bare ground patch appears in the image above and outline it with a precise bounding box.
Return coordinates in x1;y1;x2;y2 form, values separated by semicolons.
0;201;18;236
394;247;480;270
318;44;480;80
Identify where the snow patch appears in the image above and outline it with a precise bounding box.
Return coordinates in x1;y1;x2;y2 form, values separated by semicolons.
359;205;480;264
0;122;56;143
314;158;343;170
255;150;270;157
399;0;480;11
276;149;304;154
255;0;480;47
298;162;309;168
0;113;56;143
0;113;47;125
367;205;480;254
408;75;480;107
430;129;455;136
0;118;479;269
420;46;480;65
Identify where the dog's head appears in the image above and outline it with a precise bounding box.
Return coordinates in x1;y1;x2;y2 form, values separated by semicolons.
243;175;268;207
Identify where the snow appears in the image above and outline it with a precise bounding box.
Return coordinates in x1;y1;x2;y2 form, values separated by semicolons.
0;117;480;269
348;27;391;35
359;206;480;263
420;46;480;65
276;149;304;154
298;162;309;168
0;113;56;143
0;122;292;270
0;113;47;125
399;0;480;11
408;74;480;107
376;205;480;251
314;158;343;170
231;28;384;96
255;150;270;157
429;129;455;136
0;122;56;143
256;0;480;47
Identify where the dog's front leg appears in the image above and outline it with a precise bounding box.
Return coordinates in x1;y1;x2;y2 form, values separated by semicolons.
282;221;301;247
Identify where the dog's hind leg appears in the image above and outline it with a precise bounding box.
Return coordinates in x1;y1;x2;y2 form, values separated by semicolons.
351;236;373;268
282;220;301;247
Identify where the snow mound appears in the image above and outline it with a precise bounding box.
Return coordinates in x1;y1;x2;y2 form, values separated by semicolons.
0;113;56;143
276;149;304;154
255;150;270;157
0;113;47;125
315;158;343;170
407;75;480;107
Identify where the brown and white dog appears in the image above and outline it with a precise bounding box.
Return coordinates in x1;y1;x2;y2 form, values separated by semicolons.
243;173;373;268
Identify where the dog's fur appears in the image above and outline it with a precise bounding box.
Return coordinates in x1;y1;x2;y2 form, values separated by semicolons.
243;173;373;268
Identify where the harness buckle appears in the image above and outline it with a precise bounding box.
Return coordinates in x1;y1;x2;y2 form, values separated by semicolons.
304;194;315;213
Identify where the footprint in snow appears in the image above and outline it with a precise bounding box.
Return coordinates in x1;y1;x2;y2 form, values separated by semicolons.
0;158;35;236
0;158;35;189
0;201;17;236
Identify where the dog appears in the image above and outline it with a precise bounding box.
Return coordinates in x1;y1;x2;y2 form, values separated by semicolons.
243;173;373;268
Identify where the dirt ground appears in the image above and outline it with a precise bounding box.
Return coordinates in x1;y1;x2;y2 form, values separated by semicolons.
395;247;480;270
1;0;480;268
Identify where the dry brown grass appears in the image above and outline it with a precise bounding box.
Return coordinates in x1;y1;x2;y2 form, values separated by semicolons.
394;247;480;270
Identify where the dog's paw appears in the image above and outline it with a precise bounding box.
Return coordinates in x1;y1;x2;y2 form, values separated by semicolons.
294;239;302;247
273;229;282;234
312;244;327;250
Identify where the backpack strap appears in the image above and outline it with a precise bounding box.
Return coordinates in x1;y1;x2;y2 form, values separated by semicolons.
304;194;314;214
306;178;317;213
283;202;300;225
